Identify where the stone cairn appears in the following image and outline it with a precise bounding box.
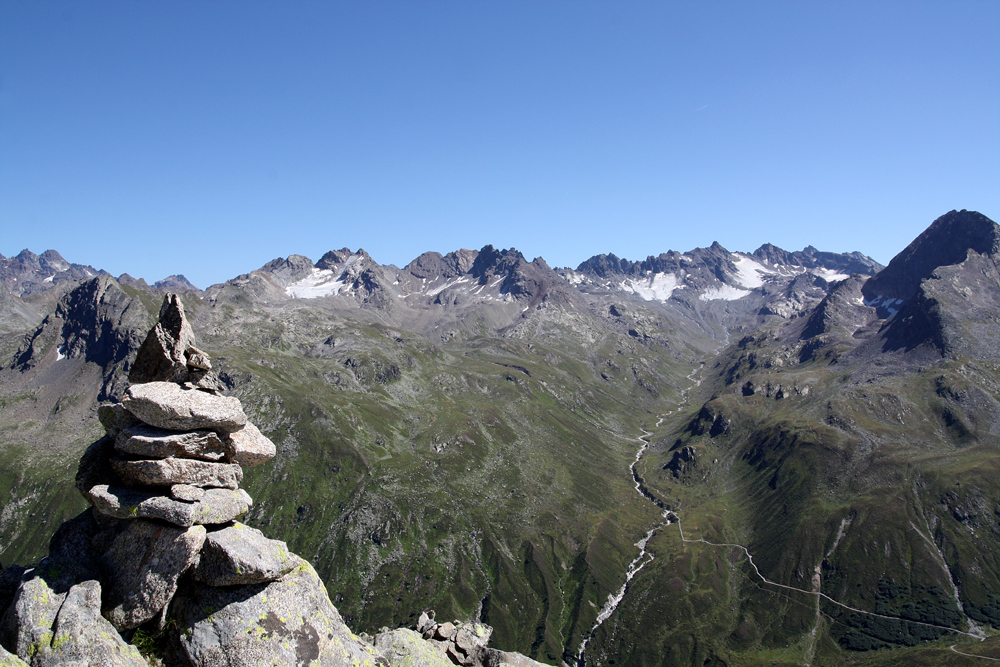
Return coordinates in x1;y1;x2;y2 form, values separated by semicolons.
75;293;281;631
0;295;385;667
0;294;549;667
371;610;546;667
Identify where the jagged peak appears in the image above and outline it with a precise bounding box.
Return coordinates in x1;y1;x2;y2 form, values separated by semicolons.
14;248;39;264
404;248;478;280
153;275;200;293
863;209;999;303
531;256;551;271
470;245;526;280
316;247;371;270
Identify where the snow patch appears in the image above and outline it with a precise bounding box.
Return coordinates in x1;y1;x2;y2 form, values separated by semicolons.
621;272;680;302
43;275;54;283
863;295;903;317
285;254;365;298
286;268;347;298
730;255;774;288
699;285;751;301
56;346;66;361
426;276;471;297
810;267;850;282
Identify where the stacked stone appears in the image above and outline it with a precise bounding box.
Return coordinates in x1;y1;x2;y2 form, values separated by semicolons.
74;294;286;634
370;610;552;667
412;611;493;666
1;293;547;667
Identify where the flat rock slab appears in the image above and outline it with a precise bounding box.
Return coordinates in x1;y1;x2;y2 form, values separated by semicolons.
224;422;276;467
110;457;242;489
170;484;205;502
98;403;142;439
100;519;206;631
116;424;227;461
123;382;246;433
373;629;452;667
172;562;388;667
86;485;252;527
193;522;297;586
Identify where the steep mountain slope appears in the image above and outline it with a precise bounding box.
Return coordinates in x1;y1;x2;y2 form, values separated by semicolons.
0;282;41;333
595;211;1000;665
0;277;152;569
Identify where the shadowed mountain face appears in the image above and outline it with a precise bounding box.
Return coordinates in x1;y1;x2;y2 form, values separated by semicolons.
1;212;999;666
863;209;1000;303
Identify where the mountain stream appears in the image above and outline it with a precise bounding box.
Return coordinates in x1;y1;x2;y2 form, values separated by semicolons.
570;350;988;666
570;364;704;666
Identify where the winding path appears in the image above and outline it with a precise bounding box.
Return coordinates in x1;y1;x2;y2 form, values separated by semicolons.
572;350;995;665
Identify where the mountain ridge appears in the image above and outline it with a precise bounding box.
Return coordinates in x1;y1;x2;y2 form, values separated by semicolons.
2;210;999;666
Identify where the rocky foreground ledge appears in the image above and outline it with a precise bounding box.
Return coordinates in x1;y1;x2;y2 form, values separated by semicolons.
0;295;547;667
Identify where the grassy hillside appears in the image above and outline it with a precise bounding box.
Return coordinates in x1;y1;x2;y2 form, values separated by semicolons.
586;317;1000;665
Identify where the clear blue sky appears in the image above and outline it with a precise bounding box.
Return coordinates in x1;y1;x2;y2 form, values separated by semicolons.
2;1;997;289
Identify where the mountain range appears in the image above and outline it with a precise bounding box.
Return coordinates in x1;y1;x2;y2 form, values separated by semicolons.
1;210;999;666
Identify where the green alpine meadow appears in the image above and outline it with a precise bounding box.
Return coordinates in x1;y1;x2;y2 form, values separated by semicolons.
2;210;1000;666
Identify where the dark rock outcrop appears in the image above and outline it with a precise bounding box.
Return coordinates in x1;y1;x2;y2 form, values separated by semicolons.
800;275;878;341
404;249;478;281
862;209;1000;304
10;276;149;401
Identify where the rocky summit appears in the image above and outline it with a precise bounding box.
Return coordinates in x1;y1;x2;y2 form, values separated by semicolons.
0;294;550;666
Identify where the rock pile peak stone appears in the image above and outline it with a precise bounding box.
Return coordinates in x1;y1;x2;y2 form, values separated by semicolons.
72;294;283;634
128;293;220;390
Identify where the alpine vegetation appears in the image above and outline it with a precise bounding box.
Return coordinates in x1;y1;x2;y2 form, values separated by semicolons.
1;210;999;666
